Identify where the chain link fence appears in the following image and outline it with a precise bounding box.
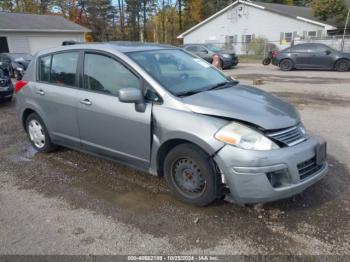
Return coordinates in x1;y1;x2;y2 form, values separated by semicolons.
207;35;350;60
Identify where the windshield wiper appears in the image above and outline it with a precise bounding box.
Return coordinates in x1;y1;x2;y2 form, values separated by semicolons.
205;80;239;91
177;89;204;97
177;80;239;97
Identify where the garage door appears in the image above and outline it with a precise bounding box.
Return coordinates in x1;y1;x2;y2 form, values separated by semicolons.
28;36;81;54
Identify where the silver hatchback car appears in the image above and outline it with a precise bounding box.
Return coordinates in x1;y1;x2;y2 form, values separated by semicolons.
15;42;328;206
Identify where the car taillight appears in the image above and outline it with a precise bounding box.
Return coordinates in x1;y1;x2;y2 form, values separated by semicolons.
15;80;28;93
272;51;279;57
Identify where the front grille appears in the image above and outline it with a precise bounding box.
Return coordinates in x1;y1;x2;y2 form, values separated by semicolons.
267;125;305;146
297;157;323;180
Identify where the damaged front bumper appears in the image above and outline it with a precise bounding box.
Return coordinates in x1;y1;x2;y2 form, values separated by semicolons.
214;135;328;204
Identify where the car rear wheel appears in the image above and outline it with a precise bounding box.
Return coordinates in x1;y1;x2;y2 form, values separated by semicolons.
335;59;350;72
26;113;56;153
3;97;12;103
279;59;293;71
163;143;221;206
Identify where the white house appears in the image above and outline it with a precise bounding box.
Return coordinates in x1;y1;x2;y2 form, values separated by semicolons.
177;0;338;54
0;12;90;54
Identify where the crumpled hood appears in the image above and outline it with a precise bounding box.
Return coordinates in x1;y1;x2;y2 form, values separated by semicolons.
182;84;300;130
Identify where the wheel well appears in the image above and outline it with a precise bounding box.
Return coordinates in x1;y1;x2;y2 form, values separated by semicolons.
279;58;293;65
157;139;205;177
334;58;350;67
22;109;35;132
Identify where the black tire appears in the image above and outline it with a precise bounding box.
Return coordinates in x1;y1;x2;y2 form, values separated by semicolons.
25;113;56;153
163;143;221;206
3;97;12;103
335;59;350;72
262;57;271;66
279;59;293;71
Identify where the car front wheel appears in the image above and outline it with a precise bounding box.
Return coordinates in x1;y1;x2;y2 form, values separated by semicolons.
335;59;350;72
26;113;56;153
163;143;221;206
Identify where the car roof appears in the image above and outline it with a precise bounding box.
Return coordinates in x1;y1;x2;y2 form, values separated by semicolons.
294;43;327;47
183;44;204;46
108;41;174;52
36;41;176;56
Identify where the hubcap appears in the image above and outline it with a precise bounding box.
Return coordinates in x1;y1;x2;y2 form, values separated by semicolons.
28;120;45;149
282;61;290;70
339;62;347;70
171;158;206;197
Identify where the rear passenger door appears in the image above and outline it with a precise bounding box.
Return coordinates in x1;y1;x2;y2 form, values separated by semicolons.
76;51;152;169
35;51;81;147
292;44;314;68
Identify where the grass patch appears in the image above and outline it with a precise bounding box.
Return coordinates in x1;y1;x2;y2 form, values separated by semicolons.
238;54;264;63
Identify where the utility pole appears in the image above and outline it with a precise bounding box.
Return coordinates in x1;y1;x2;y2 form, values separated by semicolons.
341;1;350;51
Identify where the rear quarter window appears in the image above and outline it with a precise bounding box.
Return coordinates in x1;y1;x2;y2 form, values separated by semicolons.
38;55;51;82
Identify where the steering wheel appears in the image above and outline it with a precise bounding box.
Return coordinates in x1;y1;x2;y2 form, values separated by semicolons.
179;73;189;80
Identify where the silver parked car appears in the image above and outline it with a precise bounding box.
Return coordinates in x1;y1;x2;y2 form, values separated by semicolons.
15;42;328;206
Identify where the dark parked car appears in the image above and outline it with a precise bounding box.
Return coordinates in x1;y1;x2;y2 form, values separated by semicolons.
182;44;239;69
0;62;14;102
272;43;350;72
0;53;33;79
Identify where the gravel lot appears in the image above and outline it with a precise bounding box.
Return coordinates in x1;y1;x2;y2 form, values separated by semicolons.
0;63;350;255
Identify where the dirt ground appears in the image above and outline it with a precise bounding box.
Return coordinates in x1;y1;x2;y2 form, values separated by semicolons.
1;63;350;255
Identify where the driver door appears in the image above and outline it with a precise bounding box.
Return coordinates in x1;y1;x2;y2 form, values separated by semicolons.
77;51;152;169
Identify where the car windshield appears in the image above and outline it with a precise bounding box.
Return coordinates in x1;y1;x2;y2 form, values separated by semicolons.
127;49;235;96
205;44;223;52
9;53;33;60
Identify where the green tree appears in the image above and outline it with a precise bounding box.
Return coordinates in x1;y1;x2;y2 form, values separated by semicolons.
0;0;15;11
311;0;348;23
79;0;114;41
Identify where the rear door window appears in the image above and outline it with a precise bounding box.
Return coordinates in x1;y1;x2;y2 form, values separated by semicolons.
292;44;310;52
185;46;198;52
50;52;79;87
83;53;140;96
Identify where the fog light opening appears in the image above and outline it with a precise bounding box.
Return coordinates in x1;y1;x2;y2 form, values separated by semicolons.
266;169;289;188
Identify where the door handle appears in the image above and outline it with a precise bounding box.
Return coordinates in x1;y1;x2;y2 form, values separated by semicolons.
36;89;45;95
80;99;92;106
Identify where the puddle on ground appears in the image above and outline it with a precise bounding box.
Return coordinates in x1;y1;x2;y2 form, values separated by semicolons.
24;145;38;159
10;145;38;162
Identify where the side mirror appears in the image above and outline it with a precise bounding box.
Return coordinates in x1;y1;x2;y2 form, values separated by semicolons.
325;50;331;55
118;88;146;112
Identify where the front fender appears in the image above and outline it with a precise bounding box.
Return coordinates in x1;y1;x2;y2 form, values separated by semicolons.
149;105;229;175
